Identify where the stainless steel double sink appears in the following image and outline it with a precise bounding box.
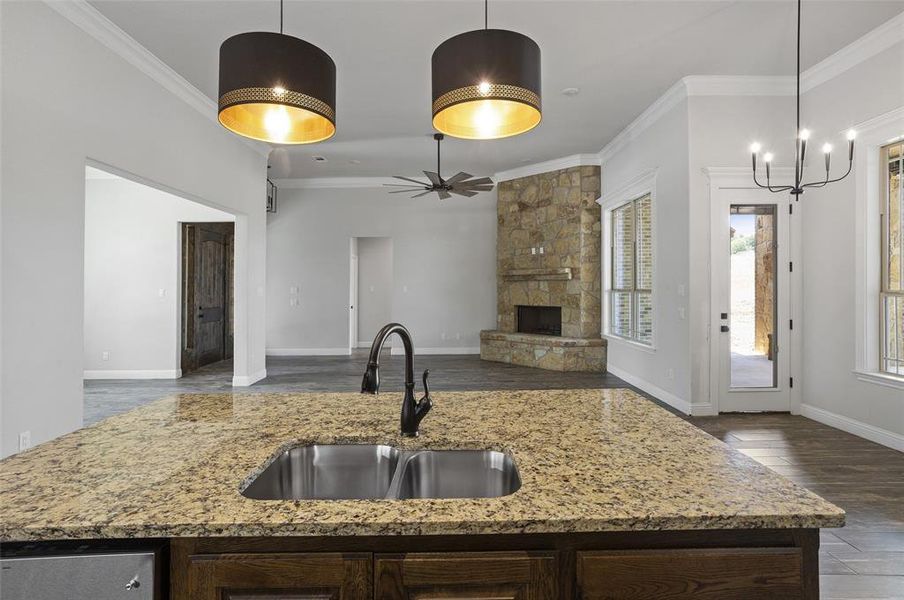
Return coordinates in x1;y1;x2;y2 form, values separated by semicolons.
241;444;521;500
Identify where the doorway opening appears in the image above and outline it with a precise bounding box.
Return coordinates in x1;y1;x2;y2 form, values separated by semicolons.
350;237;394;351
729;205;777;388
83;165;235;390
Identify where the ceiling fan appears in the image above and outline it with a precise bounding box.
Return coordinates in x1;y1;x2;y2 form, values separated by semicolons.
385;133;495;199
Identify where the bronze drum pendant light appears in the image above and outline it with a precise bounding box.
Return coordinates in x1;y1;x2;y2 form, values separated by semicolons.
218;0;336;144
431;0;541;140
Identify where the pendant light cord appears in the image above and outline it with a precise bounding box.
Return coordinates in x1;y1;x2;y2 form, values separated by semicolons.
484;0;488;29
795;0;801;187
279;0;284;34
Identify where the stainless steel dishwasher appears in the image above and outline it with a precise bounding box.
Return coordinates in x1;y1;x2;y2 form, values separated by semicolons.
0;543;161;600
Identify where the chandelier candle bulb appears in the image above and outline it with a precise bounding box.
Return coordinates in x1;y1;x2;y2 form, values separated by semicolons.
744;0;854;195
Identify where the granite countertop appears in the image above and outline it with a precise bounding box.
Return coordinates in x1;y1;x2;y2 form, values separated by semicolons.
0;389;844;541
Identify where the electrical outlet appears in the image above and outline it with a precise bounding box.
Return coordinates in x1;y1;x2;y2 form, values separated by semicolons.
18;431;31;452
102;351;110;361
678;307;686;320
539;246;545;254
158;288;166;298
290;298;299;307
290;286;299;294
531;247;537;255
677;284;686;297
666;368;674;380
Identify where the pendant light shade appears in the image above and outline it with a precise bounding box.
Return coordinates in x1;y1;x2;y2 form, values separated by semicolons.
218;32;336;144
431;29;541;140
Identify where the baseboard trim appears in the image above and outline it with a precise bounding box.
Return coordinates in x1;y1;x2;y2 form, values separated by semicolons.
266;348;352;356
84;369;181;380
390;347;480;356
605;364;696;415
233;368;267;387
800;403;904;452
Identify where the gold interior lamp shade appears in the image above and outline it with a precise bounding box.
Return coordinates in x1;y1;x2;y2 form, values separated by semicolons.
218;32;336;145
432;29;541;140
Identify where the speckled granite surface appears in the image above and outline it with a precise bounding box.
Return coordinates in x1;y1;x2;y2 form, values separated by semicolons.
0;389;844;541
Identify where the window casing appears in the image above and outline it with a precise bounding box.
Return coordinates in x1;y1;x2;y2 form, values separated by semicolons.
881;142;904;376
608;194;653;345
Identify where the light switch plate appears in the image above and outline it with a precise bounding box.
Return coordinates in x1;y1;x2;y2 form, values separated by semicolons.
18;431;31;451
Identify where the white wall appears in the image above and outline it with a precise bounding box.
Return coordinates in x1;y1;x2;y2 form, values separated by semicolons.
267;187;496;354
356;237;394;346
84;173;233;377
796;39;904;444
0;2;268;457
600;98;694;411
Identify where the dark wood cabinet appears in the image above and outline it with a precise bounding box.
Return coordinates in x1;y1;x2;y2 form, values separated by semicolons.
183;552;372;600
576;548;804;599
375;552;557;600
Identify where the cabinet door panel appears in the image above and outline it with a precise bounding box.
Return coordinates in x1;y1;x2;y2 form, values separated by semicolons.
186;553;371;600
577;548;803;599
375;552;556;600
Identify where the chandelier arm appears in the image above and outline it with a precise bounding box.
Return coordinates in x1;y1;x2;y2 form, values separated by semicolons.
802;160;853;188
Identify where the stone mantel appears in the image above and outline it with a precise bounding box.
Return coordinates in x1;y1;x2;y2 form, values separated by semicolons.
503;267;573;281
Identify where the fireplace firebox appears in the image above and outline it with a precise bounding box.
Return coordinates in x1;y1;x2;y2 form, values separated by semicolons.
517;306;562;336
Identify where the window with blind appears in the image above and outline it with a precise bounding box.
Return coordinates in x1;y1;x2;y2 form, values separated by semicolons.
882;142;903;376
609;194;653;345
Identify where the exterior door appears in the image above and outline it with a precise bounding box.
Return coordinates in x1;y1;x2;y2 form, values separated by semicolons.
182;222;234;373
713;190;791;412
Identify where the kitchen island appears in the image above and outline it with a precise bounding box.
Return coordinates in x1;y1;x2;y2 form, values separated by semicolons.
0;389;844;598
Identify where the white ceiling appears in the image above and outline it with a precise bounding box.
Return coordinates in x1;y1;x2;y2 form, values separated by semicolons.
91;0;903;179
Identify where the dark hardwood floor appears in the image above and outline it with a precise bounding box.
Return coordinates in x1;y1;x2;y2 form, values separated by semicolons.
84;353;904;599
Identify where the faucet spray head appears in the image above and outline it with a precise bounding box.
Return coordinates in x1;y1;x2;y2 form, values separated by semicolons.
361;363;380;394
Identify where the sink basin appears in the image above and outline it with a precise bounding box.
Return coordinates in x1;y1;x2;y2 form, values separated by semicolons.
241;445;520;500
397;450;521;499
241;444;400;500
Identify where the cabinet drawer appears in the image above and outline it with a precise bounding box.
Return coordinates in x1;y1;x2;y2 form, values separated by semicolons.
375;552;557;600
577;548;803;599
185;552;372;600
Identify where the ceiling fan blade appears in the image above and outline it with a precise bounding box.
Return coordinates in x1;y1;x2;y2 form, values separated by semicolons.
443;172;473;185
412;190;434;198
388;189;424;194
460;186;495;192
423;171;442;186
450;189;478;197
462;177;493;186
384;183;428;187
437;189;452;200
394;175;430;186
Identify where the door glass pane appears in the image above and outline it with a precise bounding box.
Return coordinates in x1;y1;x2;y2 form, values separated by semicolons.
730;205;777;388
611;291;632;338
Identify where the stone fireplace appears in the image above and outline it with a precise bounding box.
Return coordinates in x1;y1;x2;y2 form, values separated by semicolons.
480;165;606;372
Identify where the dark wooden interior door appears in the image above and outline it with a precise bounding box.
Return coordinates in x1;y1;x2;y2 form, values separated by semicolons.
182;222;234;374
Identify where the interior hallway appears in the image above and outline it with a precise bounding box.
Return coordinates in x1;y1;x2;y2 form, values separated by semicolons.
84;354;904;599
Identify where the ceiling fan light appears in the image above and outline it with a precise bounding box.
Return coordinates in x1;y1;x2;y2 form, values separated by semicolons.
431;29;541;140
218;32;336;144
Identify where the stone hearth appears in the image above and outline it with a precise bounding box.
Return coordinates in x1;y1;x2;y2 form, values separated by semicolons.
480;165;606;372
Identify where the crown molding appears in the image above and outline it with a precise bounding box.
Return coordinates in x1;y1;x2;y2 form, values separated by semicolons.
598;78;689;164
44;0;270;157
800;10;904;93
684;75;794;97
493;154;600;183
274;177;403;189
